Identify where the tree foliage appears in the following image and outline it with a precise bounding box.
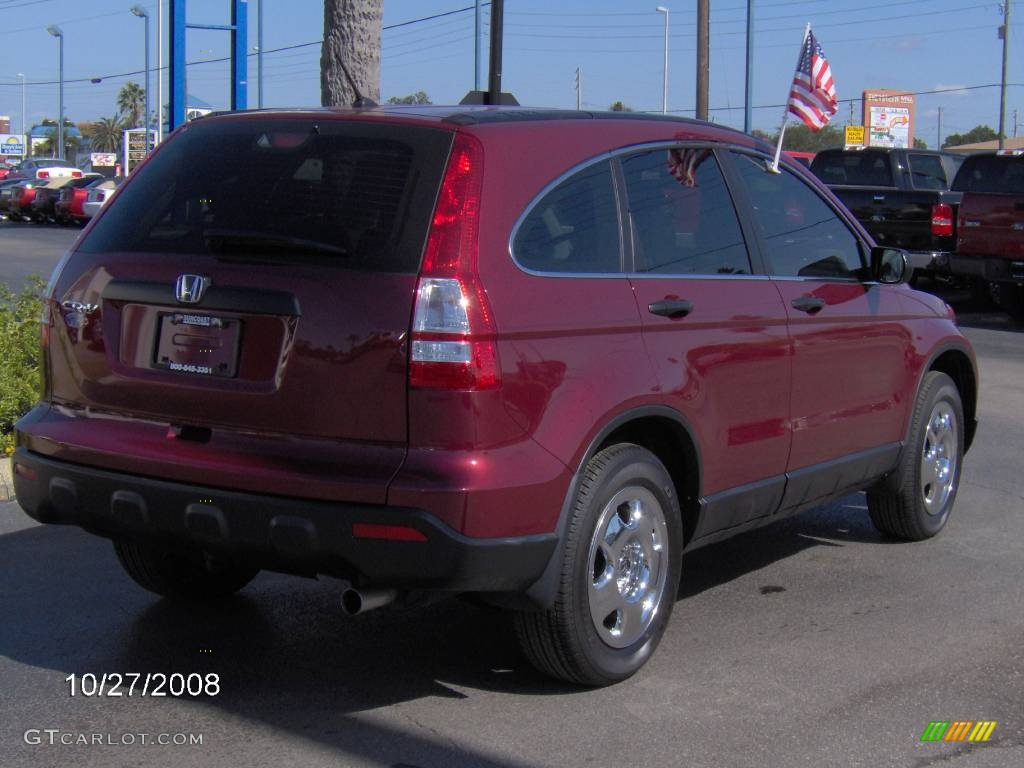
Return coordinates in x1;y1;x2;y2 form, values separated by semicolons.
609;101;633;112
913;137;928;149
943;125;999;147
0;277;44;455
386;91;431;105
117;82;146;128
87;116;126;154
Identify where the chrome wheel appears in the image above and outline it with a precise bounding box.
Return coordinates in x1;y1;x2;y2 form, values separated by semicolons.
586;486;670;649
920;401;958;516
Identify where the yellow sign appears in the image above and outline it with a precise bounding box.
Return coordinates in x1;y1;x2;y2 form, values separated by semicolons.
845;125;865;146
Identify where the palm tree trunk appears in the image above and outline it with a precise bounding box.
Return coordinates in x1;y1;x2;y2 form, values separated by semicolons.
321;0;382;107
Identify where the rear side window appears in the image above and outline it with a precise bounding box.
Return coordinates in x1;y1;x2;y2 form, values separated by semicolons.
952;156;1024;194
907;153;947;190
79;119;454;273
622;147;750;275
513;160;622;273
810;151;894;187
732;153;864;279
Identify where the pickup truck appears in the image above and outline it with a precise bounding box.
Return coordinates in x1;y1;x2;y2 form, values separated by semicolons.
809;148;964;274
949;150;1024;316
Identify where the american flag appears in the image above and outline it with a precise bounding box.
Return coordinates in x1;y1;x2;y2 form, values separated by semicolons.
787;28;837;131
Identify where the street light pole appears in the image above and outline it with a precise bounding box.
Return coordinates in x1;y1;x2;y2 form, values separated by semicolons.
46;26;64;160
17;73;26;159
257;0;264;108
744;0;754;133
131;5;150;153
157;0;163;143
656;6;669;114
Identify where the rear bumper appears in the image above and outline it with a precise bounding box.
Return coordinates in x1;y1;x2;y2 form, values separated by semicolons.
11;448;557;593
949;255;1024;283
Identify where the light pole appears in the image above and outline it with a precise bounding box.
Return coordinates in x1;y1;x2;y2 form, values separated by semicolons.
46;26;64;159
17;73;26;160
131;5;150;153
656;6;669;114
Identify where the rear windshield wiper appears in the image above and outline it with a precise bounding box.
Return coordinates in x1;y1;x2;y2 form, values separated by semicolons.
202;228;349;258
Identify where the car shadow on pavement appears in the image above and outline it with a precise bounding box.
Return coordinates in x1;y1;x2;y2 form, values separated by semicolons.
0;493;885;766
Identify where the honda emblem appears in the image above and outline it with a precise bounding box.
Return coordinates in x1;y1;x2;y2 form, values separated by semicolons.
175;274;209;304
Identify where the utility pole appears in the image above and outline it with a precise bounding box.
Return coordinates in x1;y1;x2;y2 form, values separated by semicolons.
575;67;581;110
157;0;163;143
938;106;943;149
474;0;481;91
656;6;669;115
744;0;754;132
1014;108;1019;137
999;0;1011;149
257;0;264;108
696;0;709;120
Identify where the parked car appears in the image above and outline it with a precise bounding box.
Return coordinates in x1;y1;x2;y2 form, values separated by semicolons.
6;157;84;181
0;178;22;217
948;150;1024;316
810;147;964;275
31;177;92;223
81;177;124;219
13;107;978;686
54;175;106;225
5;178;51;222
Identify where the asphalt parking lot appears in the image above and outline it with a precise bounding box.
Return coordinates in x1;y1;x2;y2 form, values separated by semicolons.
1;221;1022;767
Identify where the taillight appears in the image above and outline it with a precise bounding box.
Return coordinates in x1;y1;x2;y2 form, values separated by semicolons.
71;170;82;178
38;170;49;179
409;133;499;390
931;203;953;237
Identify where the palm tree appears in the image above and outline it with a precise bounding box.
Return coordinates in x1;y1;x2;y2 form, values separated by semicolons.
88;116;125;154
321;0;382;106
117;82;146;128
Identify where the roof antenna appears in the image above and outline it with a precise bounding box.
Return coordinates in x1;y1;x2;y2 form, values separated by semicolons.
460;0;518;106
339;60;377;109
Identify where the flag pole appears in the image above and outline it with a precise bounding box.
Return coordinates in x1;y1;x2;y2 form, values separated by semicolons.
771;22;811;172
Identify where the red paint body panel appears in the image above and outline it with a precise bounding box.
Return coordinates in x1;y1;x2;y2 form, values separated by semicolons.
17;107;977;550
774;280;913;470
957;192;1024;260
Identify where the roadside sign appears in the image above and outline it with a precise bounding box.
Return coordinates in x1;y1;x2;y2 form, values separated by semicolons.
844;125;865;147
91;153;117;167
122;129;157;174
0;134;26;156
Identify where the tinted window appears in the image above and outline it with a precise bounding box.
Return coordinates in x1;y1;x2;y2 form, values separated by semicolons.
622;147;750;275
951;155;1024;194
810;151;894;186
79;119;453;273
907;153;947;190
732;153;864;279
513;160;621;273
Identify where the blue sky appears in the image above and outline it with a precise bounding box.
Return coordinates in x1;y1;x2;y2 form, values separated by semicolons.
0;0;1021;146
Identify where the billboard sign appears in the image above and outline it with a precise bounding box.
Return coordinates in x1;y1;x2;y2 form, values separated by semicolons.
863;90;915;149
91;153;117;167
123;129;157;174
0;134;26;156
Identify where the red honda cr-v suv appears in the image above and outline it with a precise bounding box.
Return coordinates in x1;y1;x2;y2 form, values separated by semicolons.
13;106;978;686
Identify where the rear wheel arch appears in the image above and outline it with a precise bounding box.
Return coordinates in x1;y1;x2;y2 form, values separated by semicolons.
524;406;702;609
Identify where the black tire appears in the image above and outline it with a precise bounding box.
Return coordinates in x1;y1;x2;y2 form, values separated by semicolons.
867;371;964;540
113;540;258;600
514;444;683;686
992;282;1024;321
968;278;996;308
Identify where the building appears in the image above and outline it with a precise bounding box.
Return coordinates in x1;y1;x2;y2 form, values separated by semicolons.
0;116;10;134
944;136;1024;154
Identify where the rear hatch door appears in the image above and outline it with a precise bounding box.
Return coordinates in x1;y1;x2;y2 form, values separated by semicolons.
50;116;454;495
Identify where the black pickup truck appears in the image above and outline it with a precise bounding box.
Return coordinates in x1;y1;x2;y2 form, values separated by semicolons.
810;148;964;274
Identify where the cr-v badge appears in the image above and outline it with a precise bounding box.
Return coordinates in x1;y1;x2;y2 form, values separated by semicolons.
175;274;210;304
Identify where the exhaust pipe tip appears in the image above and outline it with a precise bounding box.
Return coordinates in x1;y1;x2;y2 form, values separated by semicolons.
341;587;398;616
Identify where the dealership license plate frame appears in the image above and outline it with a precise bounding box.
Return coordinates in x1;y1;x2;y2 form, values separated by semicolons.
152;312;242;378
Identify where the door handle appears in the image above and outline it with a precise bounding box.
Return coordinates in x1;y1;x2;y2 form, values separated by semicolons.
791;296;826;314
648;299;694;318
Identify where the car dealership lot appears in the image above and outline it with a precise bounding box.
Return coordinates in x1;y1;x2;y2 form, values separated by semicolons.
1;224;1022;767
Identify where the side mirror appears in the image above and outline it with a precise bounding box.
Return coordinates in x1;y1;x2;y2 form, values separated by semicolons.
870;246;911;285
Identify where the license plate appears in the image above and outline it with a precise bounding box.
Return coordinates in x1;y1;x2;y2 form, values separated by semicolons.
153;313;242;378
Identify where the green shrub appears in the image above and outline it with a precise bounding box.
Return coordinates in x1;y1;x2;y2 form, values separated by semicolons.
0;277;45;455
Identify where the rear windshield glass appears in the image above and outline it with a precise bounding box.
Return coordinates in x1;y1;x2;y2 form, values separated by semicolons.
79;118;453;272
951;156;1024;194
810;151;894;187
